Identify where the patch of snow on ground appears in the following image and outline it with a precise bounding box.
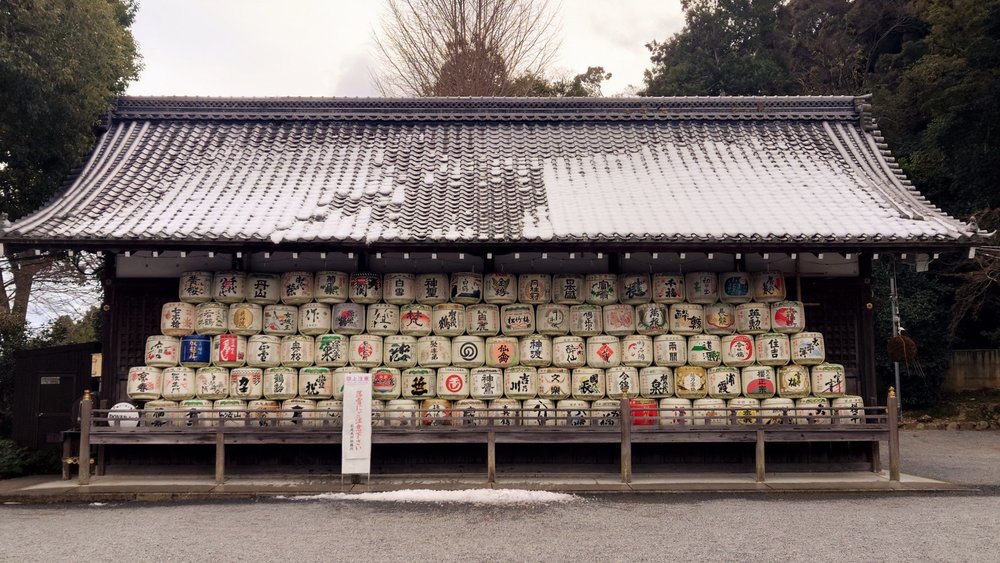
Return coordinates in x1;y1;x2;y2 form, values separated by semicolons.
283;489;577;505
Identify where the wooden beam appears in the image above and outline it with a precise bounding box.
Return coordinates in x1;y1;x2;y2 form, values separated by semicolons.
215;430;225;485
619;398;632;484
487;429;496;484
78;391;93;485
755;430;766;483
858;254;878;406
887;389;901;481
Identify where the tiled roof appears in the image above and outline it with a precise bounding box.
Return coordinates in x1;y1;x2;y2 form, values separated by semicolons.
1;96;983;249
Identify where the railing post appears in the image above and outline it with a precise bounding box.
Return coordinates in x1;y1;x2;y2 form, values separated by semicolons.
755;429;766;483
887;387;901;481
78;390;93;485
620;397;631;484
215;428;225;485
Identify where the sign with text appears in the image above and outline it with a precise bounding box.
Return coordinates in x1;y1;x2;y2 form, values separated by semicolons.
341;372;372;475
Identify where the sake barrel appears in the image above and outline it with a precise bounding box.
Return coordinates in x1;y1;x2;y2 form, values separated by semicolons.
145;335;179;368
263;367;298;400
178;271;213;303
247;334;281;368
127;366;162;400
229;367;264;400
591;399;621;426
622;335;653;367
161;367;197;401
401;368;436;399
470;367;504;400
760;397;796;424
685;272;718;304
196;367;229;400
791;331;826;365
483;273;517;304
298;303;332;336
370;400;386;427
572;368;605;400
370;367;401;401
635;303;668;336
212;334;247;368
653;335;688;367
584;274;618;305
704;302;737;335
504;366;538;400
331;302;365;335
755;333;790;366
263;304;298;335
452;335;486;368
669;303;705;336
385;399;420;427
552;274;585;305
212;271;247;304
436;367;470;401
450;272;483;304
432;303;466;336
314;399;344;427
630;398;659;426
777;364;811;399
521;398;555;426
415;273;449;305
811;362;847;398
742;365;777;399
707;366;741;399
105;402;139;428
553;336;586;368
349;334;383;368
417;335;452;367
719;272;752;304
465;304;500;337
537;367;571;400
729;397;761;425
603;304;636;336
366;303;400;336
383;273;416;305
280;398;315;427
349;272;382;304
313;271;349;304
248;399;280;426
500;304;535;336
692;398;727;426
618;273;652;305
279;271;314;305
605;366;639;399
488;399;520;426
179;399;214;427
674;366;708;399
299;366;334;400
314;334;348;368
332;368;359;401
639;366;673;398
659;398;692;426
485;336;519;368
215;399;248;427
180;334;212;368
142;400;177;428
651;273;685;304
452;398;488;426
832;395;866;424
771;300;805;334
586;335;621;369
721;334;756;368
247;273;281;305
736;302;771;334
517;273;551;305
400;303;433;337
796;397;831;424
421;399;451;426
556;399;591;426
280;334;313;368
688;334;722;368
161;302;196;336
383;335;418;368
195;302;229;335
519;334;552;367
752;272;787;303
227;303;262;336
569;304;603;337
536;304;570;336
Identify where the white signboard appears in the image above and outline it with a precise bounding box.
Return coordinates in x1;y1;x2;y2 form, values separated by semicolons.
341;372;373;475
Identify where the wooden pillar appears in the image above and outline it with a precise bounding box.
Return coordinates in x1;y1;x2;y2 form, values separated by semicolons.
619;397;631;484
100;252;116;406
487;430;496;484
215;429;226;485
887;388;901;481
755;430;766;483
858;255;878;406
78;390;93;485
61;433;73;480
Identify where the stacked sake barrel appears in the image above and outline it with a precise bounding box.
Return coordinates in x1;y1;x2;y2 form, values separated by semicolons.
126;269;865;429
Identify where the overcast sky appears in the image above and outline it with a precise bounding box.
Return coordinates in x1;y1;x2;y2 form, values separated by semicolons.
127;0;685;97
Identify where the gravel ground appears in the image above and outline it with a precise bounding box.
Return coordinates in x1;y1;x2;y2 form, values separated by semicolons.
891;430;1000;485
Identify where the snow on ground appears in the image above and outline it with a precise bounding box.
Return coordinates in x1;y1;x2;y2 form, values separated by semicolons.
280;489;577;505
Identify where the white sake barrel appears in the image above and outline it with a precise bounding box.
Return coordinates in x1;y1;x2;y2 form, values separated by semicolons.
556;399;590;426
603;304;636;336
483;273;517;304
653;335;688;367
313;271;349;304
518;274;551;305
400;303;434;337
450;272;483;304
639;366;673;398
771;301;805;334
618;273;652;305
519;334;552;367
796;397;831;424
592;399;621;426
488;399;520;426
349;334;383;368
452;335;486;368
370;400;386;427
752;272;787;303
729;397;760;425
247;273;281;305
314;334;348;367
263;367;298;400
142;400;177;427
777;364;811;399
688;334;722;368
161;302;196;336
452;398;488;426
212;271;247;304
385;399;420;427
262;304;298;335
652;273;685;304
755;333;790;366
248;399;280;426
127;366;163;400
367;303;400;336
383;335;418;368
180;335;212;367
553;336;586;368
536;304;570;336
635;303;668;336
704;302;737;335
247;334;281;368
552;274;585;305
569;304;603;336
719;272;752;304
417;335;452;367
760;397;796;424
178;271;213;303
692;398;727;426
585;274;618;305
280;398;316;427
537;367;571;400
195;302;229;335
349;273;382;304
500;304;535;336
587;335;621;369
465;304;500;336
572;368;605;400
383;273;416;305
432;303;466;336
685;272;718;304
215;399;248;427
227;303;262;336
331;302;365;335
485;336;519;368
622;335;653;367
421;399;451;426
605;366;639;399
470;367;504;400
229;367;263;400
298;303;332;336
659;398;691;426
211;334;247;368
436;367;470;401
401;368;436;399
707;366;741;399
669;303;704;336
504;366;537;400
179;399;214;427
161;367;197;401
145;335;179;368
314;399;344;427
832;395;865;424
370;366;401;401
299;366;334;400
742;365;777;399
415;273;449;305
791;331;826;365
812;362;847;398
279;271;314;305
196;367;229;400
280;334;313;368
736;303;771;335
721;334;756;368
674;366;708;399
331;368;355;401
522;398;555;426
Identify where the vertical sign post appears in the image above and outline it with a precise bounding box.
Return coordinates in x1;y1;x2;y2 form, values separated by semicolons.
342;372;373;479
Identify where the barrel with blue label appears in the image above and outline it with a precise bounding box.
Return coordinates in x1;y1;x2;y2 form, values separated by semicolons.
179;334;212;368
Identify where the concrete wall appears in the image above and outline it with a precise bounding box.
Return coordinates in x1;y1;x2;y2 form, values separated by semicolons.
946;350;1000;391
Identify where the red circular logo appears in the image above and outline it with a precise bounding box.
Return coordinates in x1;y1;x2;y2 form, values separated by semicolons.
445;374;464;393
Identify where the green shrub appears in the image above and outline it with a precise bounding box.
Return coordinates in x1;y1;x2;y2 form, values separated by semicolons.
0;439;29;479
